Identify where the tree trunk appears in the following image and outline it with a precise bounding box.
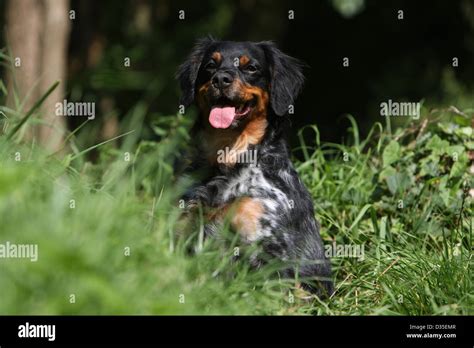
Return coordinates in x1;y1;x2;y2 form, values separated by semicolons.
38;0;70;151
5;0;70;152
5;0;42;140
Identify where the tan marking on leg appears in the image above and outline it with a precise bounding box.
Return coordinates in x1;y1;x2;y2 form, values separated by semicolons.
230;197;264;242
206;204;229;222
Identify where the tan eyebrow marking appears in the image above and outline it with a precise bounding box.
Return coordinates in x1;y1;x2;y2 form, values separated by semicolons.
239;55;250;66
211;52;222;63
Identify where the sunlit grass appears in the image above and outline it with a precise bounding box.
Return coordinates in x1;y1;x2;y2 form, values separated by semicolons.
0;80;472;315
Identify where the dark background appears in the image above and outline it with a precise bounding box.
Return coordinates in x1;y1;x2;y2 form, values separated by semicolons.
2;0;473;147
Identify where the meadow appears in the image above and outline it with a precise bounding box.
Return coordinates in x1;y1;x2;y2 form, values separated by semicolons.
0;75;472;316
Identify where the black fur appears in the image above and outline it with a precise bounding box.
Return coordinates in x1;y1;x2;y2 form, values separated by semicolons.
258;41;305;116
176;36;217;107
177;38;333;297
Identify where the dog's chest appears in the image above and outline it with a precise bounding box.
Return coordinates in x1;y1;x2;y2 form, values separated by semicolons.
207;166;288;242
218;166;268;199
215;166;292;215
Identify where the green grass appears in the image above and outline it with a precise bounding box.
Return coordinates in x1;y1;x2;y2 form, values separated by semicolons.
0;88;473;315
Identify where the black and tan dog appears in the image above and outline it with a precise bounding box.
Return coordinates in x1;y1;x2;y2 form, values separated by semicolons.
176;37;333;297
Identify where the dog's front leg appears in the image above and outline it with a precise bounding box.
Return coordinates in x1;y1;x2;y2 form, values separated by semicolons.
177;176;229;238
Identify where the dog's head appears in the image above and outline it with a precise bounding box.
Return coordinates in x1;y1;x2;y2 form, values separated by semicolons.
177;37;304;130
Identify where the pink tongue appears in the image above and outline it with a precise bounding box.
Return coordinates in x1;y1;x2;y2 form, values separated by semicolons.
209;106;236;129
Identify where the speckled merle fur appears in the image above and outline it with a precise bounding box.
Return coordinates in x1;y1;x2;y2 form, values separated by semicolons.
176;37;333;296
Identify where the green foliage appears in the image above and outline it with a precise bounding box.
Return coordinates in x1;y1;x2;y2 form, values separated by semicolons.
0;60;472;314
0;104;472;314
1;0;473;315
295;112;473;314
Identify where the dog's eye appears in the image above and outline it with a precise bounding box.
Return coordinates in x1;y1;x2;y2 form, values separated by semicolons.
205;61;217;70
244;64;258;73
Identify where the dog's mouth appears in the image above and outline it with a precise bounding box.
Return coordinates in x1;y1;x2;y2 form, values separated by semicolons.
208;99;253;129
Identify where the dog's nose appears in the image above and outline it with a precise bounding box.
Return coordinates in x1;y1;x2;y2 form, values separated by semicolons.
211;72;233;89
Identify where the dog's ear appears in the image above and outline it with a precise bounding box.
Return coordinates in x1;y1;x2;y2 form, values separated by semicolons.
176;36;216;107
258;41;305;116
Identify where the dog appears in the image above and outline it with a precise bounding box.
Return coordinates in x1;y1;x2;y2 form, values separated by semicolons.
176;37;333;297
